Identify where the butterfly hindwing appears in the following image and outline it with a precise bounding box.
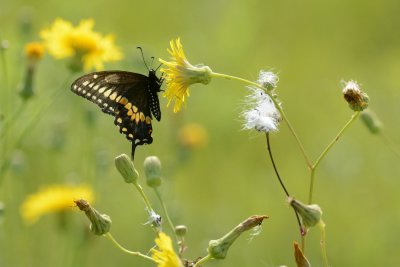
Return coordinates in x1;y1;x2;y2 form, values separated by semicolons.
71;70;162;159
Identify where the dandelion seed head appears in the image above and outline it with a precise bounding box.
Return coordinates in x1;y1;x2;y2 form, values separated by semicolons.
257;70;278;90
242;87;281;133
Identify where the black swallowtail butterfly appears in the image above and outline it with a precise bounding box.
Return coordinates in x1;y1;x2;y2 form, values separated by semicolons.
71;59;163;160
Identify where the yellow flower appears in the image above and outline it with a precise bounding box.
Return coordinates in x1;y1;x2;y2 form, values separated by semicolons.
177;123;208;149
24;42;45;62
20;184;94;224
159;38;213;112
40;18;122;71
151;232;183;267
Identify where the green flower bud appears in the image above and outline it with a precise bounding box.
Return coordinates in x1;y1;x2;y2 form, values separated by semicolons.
175;225;188;237
74;199;111;236
360;109;383;134
207;215;268;259
144;156;162;188
115;154;139;184
289;197;322;228
342;80;369;111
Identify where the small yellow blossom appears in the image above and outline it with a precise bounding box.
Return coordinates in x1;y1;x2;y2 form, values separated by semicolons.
151;232;183;267
178;123;208;149
24;42;45;62
40;18;122;71
159;38;212;112
20;184;94;224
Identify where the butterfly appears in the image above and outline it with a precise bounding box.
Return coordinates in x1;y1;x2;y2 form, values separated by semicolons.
71;52;163;160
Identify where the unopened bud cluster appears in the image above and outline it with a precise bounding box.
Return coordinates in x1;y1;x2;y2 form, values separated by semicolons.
342;80;369;111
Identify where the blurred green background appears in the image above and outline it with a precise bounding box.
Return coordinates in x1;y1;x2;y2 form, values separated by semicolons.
1;0;400;266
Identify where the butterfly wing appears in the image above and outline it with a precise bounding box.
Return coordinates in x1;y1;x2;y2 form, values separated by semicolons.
71;71;159;158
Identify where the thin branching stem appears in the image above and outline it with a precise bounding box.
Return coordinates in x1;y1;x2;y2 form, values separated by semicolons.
154;188;178;244
105;233;155;262
193;254;212;267
308;111;360;203
266;133;304;239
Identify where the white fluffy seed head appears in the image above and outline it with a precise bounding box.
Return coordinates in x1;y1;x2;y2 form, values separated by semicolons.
242;87;281;133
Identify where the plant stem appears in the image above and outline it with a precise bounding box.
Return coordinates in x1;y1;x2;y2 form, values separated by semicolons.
308;111;360;204
154;188;179;244
132;182;153;212
193;254;212;267
105;233;155;262
318;221;329;267
0;75;71;185
266;133;304;241
211;72;312;169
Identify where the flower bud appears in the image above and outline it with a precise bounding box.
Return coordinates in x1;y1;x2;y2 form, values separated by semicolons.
207;215;268;259
360;109;382;134
115;154;139;184
342;80;369;111
144;156;162;188
289;197;322;228
175;225;188;237
74;199;111;236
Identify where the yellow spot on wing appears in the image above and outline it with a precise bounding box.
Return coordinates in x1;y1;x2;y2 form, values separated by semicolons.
122;127;127;132
127;110;133;116
93;85;100;90
139;112;145;122
119;97;128;105
104;89;112;97
117;118;122;124
88;83;95;88
132;105;138;113
82;81;89;86
146;116;152;124
128;134;134;139
124;102;132;110
110;92;118;100
135;113;140;123
99;87;107;93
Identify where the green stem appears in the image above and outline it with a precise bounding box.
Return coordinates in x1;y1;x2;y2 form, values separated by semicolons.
193;254;212;267
0;75;72;185
211;72;313;169
318;221;329;267
105;233;155;262
132;182;153;212
308;111;360;204
154;188;178;244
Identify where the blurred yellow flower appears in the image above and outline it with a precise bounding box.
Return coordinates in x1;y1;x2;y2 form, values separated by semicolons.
151;232;183;267
178;123;208;149
40;18;122;71
24;42;45;62
20;184;94;224
159;38;212;112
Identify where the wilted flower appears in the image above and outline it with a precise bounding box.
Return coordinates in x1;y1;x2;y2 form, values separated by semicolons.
74;199;111;235
242;86;281;133
151;232;183;267
159;38;213;112
20;184;94;224
342;80;369;111
289;197;322;228
40;18;122;71
208;215;268;259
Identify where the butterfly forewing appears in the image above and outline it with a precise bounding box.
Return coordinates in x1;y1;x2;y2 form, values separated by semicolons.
71;70;162;159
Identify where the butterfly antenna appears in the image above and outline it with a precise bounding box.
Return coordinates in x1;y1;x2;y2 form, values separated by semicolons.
137;47;150;71
155;62;163;71
150;56;155;69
